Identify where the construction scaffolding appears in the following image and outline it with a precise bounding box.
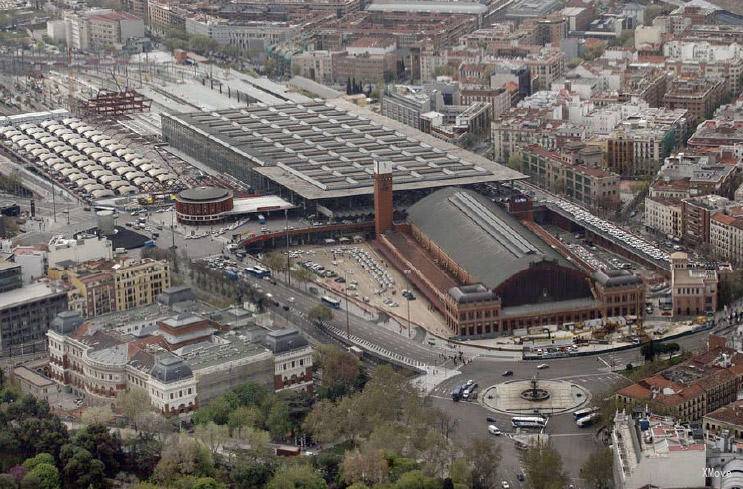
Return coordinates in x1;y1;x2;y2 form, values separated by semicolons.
80;89;152;116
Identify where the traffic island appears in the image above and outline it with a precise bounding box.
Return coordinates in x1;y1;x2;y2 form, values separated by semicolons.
481;378;590;415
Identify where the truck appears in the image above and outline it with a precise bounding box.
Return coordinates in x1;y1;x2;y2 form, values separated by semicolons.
274;445;301;457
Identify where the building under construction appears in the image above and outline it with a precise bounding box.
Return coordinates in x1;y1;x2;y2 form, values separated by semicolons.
79;89;152;116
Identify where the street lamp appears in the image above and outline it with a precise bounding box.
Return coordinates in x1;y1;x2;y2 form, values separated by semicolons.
403;269;412;339
344;269;351;340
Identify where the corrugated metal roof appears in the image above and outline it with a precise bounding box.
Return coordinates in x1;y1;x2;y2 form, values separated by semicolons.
406;187;573;289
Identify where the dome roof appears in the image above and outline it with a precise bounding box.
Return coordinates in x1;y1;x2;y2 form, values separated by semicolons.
150;354;193;383
51;310;83;335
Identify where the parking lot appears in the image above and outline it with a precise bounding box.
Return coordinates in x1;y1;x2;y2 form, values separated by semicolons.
285;244;451;336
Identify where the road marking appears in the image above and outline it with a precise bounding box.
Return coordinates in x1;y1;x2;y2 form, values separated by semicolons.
547;433;595;437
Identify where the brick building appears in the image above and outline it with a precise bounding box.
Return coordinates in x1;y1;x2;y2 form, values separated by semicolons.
663;77;726;127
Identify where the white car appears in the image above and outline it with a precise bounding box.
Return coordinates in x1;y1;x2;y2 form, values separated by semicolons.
501;482;510;489
537;364;549;370
488;425;501;436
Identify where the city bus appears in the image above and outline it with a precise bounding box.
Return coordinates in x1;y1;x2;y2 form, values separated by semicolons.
573;407;599;420
576;412;600;428
321;296;341;309
511;416;547;429
246;266;271;279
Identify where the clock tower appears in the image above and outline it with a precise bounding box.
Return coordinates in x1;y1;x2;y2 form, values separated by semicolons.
373;160;393;236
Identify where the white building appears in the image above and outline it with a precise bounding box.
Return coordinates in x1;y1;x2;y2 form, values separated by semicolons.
58;9;144;50
644;197;683;238
47;20;68;43
710;212;743;265
48;314;198;413
612;411;706;489
185;16;300;53
12;246;48;284
47;234;112;269
263;328;313;393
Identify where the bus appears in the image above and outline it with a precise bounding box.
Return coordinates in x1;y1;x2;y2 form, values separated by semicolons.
573;407;599;420
511;416;547;429
321;296;341;309
576;412;600;428
246;266;271;279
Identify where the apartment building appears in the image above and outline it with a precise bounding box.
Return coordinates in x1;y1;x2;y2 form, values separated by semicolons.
605;109;689;177
663;41;743;98
147;0;187;33
47;234;112;269
48;261;116;318
382;87;435;130
644;197;683;239
612;411;705;489
0;262;22;293
88;11;144;48
663;77;726;126
58;9;144;50
113;258;170;311
459;87;511;120
616;340;741;423
291;50;335;83
492;107;586;162
185;16;300;52
525;48;566;91
682;194;730;245
710;212;743;265
518;145;620;210
0;280;68;354
671;251;718;317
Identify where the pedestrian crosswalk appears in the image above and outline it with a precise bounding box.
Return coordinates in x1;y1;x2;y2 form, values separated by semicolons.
319;322;429;369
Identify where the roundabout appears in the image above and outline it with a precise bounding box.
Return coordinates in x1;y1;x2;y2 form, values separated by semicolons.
481;376;591;415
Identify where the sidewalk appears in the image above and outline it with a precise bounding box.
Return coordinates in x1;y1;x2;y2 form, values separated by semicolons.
412;366;461;395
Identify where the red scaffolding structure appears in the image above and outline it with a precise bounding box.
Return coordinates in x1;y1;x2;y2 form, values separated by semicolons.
80;89;152;116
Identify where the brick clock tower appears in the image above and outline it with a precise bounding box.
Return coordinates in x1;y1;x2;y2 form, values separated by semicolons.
373;160;394;236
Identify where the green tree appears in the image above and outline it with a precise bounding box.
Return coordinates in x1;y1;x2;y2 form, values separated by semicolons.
72;423;123;476
25;463;59;489
22;452;55;471
464;438;501;489
60;446;106;489
153;434;214;484
521;442;568;489
341;448;389;486
192;477;227;489
392;470;440;489
194;422;229;457
266;464;327;489
0;474;15;489
81;405;114;426
266;401;291;441
264;251;288;272
314;345;364;400
507;153;523;171
580;447;613;489
231;458;276;489
308;305;333;324
116;388;152;430
228;405;262;433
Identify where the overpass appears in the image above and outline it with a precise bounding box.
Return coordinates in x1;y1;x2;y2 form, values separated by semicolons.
239;221;375;250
